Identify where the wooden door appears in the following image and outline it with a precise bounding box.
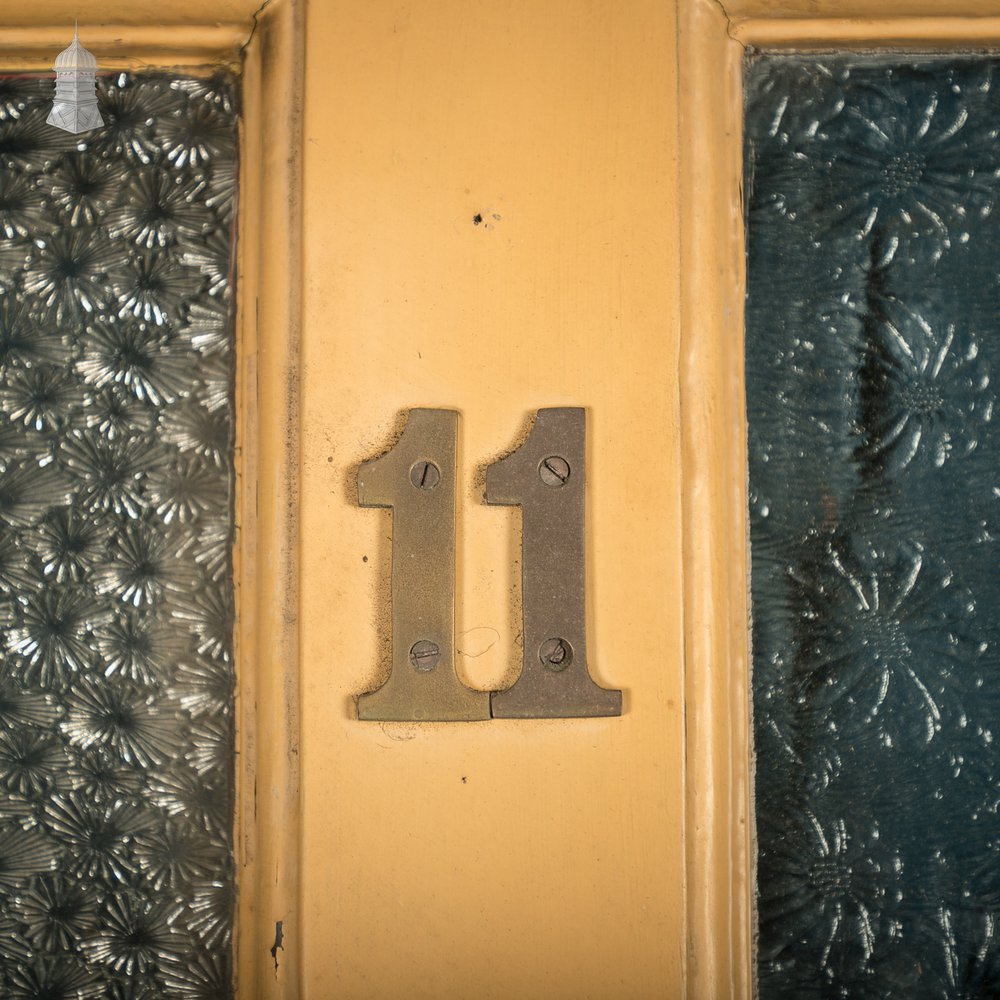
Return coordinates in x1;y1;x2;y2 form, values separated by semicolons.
12;1;999;996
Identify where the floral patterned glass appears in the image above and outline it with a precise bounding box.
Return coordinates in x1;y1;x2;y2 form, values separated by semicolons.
0;73;236;997
746;56;1000;997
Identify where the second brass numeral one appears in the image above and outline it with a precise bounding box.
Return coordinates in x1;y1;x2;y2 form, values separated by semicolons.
487;408;621;718
356;407;622;722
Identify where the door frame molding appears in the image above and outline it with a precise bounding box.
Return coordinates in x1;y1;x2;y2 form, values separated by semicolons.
0;4;304;997
236;3;304;998
679;2;1000;996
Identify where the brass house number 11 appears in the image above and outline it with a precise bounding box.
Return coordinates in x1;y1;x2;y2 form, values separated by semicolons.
356;407;622;722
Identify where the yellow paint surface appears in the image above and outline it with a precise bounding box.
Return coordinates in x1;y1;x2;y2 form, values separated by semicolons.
299;0;683;996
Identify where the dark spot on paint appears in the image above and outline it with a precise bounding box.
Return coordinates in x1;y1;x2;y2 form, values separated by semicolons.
461;776;467;783
362;555;368;563
472;213;483;225
270;920;284;973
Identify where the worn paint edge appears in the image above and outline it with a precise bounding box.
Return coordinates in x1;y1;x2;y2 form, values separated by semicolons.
234;0;304;998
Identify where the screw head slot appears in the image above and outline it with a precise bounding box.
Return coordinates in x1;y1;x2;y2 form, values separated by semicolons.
538;637;572;671
409;640;441;672
539;455;570;487
409;461;441;490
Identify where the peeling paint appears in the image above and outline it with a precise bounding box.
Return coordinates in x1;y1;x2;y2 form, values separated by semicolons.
270;919;285;975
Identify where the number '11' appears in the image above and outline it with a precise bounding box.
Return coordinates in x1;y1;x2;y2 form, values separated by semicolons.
356;407;621;722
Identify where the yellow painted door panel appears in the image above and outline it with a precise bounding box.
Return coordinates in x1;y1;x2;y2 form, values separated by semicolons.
299;1;684;996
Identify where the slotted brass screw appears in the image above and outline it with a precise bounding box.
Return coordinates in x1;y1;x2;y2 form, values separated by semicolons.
410;461;441;490
539;637;571;671
539;456;570;487
409;640;440;671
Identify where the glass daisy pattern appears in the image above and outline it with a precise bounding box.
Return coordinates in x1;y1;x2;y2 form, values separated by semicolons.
184;880;235;950
750;59;1000;263
34;507;109;585
60;430;154;518
0;461;70;527
0;110;72;170
61;677;180;769
748;57;1000;997
4;956;104;1000
0;74;236;994
0;297;69;372
82;385;158;441
108;171;208;250
159;396;231;467
0;679;58;729
757;803;898;982
0;825;59;890
17;874;98;951
132;820;219;892
9;587;105;688
0;728;65;797
95;611;186;685
43;792;145;883
168;656;232;718
23;228;115;321
48;154;118;227
93;521;192;606
0;533;43;595
76;320;191;405
190;522;231;584
156;104;233;169
83;893;179;975
789;541;980;743
0;172;43;239
170;586;232;661
90;76;174;166
180;225;232;298
0;365;85;431
147;765;231;842
826;90;997;258
855;296;994;475
113;251;202;327
148;456;228;524
64;748;143;802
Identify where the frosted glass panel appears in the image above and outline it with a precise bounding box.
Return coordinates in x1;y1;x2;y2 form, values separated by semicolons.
746;56;1000;996
0;73;236;997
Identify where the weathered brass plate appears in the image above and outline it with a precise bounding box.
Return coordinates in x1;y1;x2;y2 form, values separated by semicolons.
357;409;490;721
488;408;622;718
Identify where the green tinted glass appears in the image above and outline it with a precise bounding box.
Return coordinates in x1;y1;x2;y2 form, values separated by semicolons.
746;55;1000;996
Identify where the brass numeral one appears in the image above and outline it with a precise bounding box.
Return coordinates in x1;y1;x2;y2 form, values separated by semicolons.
356;407;621;721
357;409;490;721
487;408;622;718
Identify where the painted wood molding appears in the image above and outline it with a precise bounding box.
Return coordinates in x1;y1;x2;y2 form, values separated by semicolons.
0;24;255;70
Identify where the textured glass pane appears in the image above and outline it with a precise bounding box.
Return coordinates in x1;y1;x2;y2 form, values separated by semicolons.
746;56;1000;997
0;73;236;997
